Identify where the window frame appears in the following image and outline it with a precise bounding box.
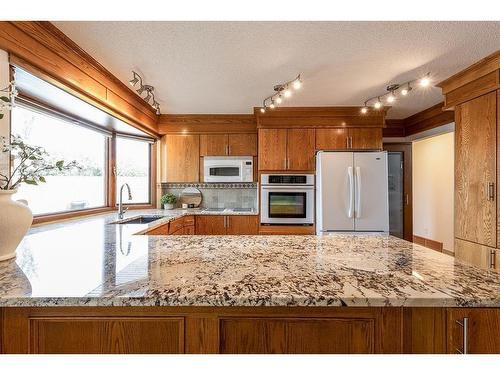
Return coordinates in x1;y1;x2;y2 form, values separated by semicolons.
9;100;156;225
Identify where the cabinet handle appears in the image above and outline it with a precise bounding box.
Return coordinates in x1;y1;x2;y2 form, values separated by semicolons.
346;137;349;149
405;194;409;206
227;216;230;228
228;145;231;155
488;182;495;201
490;249;496;269
455;317;469;354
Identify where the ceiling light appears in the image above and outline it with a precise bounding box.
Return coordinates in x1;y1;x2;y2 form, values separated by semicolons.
269;101;275;109
129;77;138;86
374;99;382;109
144;92;152;102
129;71;161;114
401;88;408;96
260;107;265;113
262;74;302;113
419;76;430;87
360;107;368;114
293;79;302;90
276;96;282;104
284;89;291;98
136;86;145;95
386;93;396;103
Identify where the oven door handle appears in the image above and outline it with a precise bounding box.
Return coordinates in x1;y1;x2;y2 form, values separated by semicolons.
347;166;354;219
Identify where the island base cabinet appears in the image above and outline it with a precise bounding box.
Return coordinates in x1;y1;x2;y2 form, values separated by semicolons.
447;309;500;354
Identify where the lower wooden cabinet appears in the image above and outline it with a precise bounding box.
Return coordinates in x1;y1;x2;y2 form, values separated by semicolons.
226;215;259;234
220;318;374;354
454;238;498;270
29;317;184;354
196;215;259;235
195;215;226;235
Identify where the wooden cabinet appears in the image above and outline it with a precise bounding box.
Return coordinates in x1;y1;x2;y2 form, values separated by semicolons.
196;215;259;235
315;128;349;150
145;223;169;235
258;129;288;170
29;317;184;354
259;128;315;171
200;134;257;156
350;128;382;150
219;317;374;354
195;215;226;235
454;238;498;270
315;128;382;151
455;92;497;248
163;135;200;182
226;215;259;235
287;129;315;170
447;308;500;354
145;216;196;236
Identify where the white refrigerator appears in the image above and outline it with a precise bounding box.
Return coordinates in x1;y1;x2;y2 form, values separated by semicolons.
316;151;389;234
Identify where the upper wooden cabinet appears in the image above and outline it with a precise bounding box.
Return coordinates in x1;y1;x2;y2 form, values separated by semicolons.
315;128;382;151
200;134;257;156
258;128;315;171
455;92;497;248
161;135;200;182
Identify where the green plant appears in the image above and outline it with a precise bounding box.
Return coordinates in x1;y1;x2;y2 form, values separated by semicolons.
0;95;9;120
160;193;177;205
0;134;80;190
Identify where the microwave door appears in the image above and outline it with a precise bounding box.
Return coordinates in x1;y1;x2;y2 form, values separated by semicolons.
207;165;241;182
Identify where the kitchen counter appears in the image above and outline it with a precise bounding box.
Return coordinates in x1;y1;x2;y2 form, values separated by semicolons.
1;209;500;308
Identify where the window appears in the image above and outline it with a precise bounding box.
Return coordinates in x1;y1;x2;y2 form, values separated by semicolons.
11;105;107;215
115;137;151;204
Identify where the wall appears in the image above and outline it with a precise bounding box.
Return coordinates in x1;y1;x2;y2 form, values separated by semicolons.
412;131;454;252
0;49;9;181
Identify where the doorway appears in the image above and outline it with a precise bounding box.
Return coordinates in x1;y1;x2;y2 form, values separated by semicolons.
383;143;412;241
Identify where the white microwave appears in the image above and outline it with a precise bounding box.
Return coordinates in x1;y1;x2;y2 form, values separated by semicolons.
203;156;253;182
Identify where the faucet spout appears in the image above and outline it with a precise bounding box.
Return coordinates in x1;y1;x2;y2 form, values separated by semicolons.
118;183;133;219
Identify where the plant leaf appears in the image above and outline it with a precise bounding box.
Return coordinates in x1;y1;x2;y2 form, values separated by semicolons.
55;160;64;169
39;176;46;183
0;114;3;120
0;96;9;103
25;179;38;185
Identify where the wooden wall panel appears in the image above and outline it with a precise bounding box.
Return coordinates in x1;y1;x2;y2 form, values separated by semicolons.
444;71;499;110
158;114;256;134
0;21;158;135
455;92;497;247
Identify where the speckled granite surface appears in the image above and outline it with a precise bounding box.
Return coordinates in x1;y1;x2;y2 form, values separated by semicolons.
1;209;499;308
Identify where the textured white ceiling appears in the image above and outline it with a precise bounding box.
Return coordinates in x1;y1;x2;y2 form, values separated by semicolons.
54;21;500;118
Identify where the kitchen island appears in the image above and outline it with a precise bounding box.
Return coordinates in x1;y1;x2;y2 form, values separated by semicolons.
1;209;500;354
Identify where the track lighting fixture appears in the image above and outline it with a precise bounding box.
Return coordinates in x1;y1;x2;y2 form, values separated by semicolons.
361;73;431;114
260;74;302;113
129;71;161;115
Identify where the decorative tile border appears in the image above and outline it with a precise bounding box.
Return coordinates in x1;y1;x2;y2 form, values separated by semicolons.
160;182;258;189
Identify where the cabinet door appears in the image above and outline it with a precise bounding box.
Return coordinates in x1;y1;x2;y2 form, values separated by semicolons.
447;309;500;354
226;215;259;234
315;128;349;150
195;215;226;235
258;129;287;170
30;317;184;354
454;238;496;270
287;129;316;171
228;134;257;156
455;92;496;247
145;223;169;235
164;135;200;182
200;134;228;156
349;128;382;150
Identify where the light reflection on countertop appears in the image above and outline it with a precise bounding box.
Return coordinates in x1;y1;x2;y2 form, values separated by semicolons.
1;209;500;307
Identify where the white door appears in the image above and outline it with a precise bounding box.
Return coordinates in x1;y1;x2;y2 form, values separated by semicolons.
353;152;389;232
316;152;355;232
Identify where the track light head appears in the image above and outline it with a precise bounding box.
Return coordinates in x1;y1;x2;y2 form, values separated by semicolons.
260;107;265;113
361;107;368;114
276;96;282;104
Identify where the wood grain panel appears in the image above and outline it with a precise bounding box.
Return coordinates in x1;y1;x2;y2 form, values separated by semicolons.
185;316;219;354
444;71;499;109
437;50;500;94
258;225;316;235
403;308;446;354
158;114;256;135
228;133;257;156
168;218;184;234
404;102;455;136
258;129;287;170
455;92;496;247
447;308;500;354
200;134;228;156
226;216;259;235
30;317;184;354
286;319;374;354
164;135;200;182
195;215;226;235
145;223;169;235
413;235;443;252
454;238;496;270
349;128;383;150
315;128;348;150
287;128;315;171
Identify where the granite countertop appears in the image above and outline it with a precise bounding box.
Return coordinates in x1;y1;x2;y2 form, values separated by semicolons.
1;209;500;308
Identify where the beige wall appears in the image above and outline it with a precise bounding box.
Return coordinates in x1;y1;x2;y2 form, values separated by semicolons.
0;49;10;182
412;131;454;252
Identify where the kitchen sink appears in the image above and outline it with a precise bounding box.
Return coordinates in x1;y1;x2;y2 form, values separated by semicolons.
114;215;164;224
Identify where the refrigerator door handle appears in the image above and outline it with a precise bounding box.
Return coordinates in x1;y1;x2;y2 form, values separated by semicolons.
347;166;354;218
355;166;361;218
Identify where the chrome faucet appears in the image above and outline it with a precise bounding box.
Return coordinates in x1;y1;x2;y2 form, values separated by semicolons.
118;183;132;219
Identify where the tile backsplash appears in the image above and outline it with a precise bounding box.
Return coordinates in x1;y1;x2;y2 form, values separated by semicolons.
160;182;258;209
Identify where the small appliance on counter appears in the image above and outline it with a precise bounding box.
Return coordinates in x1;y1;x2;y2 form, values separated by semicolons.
203;156;253;183
260;174;314;225
316;151;389;234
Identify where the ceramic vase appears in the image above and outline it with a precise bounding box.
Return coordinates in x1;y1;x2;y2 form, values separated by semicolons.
0;189;33;261
163;203;174;210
